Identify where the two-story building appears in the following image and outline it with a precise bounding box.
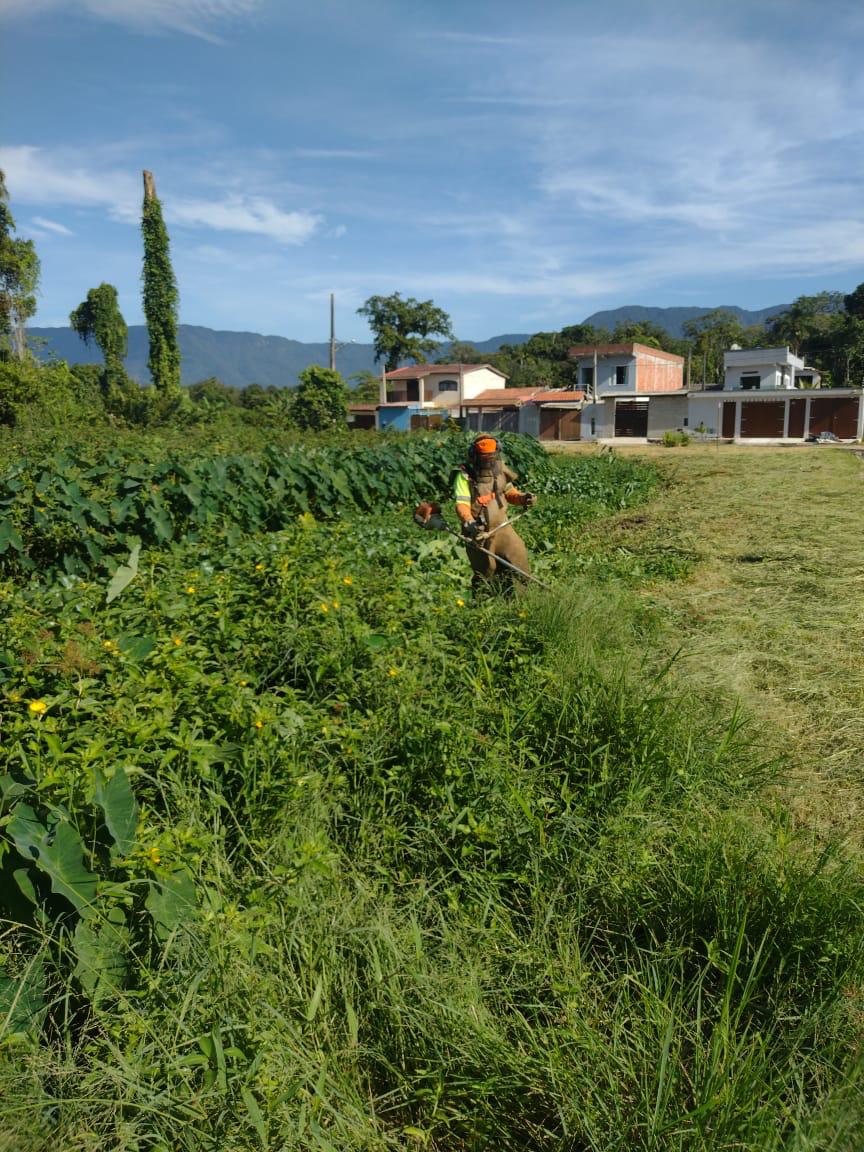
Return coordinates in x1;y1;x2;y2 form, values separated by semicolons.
688;347;862;441
376;363;509;430
568;343;686;439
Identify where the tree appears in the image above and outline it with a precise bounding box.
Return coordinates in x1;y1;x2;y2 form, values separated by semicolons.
70;283;128;391
766;292;844;355
0;170;40;361
289;365;348;431
348;370;382;402
141;170;180;393
357;292;453;372
437;340;485;364
682;309;753;385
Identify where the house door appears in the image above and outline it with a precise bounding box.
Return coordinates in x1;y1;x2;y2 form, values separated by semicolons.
722;402;736;438
614;401;648;437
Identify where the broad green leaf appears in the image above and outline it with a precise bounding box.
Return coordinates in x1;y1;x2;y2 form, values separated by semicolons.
6;804;98;916
0;956;46;1038
73;911;129;1006
0;519;23;555
93;767;138;856
117;634;155;663
146;869;197;940
106;543;141;604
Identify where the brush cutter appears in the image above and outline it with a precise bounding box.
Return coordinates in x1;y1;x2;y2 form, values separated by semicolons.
413;510;552;590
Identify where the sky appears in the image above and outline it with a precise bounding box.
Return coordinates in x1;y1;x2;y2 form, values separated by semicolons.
2;0;864;345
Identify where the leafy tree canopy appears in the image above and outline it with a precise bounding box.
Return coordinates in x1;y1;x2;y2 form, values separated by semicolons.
70;284;128;371
290;365;348;431
141;170;180;394
357;292;453;372
0;169;40;361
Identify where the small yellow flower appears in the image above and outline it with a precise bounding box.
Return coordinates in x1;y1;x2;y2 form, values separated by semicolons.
255;719;264;729
239;679;248;687
518;610;527;619
388;667;399;678
28;699;47;716
8;691;20;703
173;637;182;647
148;845;161;865
455;598;465;608
186;585;196;595
331;600;340;610
103;639;115;650
342;575;353;585
319;602;329;613
255;563;264;571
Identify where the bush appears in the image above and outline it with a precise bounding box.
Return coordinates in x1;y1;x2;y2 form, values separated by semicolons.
662;429;691;447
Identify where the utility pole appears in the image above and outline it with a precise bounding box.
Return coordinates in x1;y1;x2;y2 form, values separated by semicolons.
329;292;336;371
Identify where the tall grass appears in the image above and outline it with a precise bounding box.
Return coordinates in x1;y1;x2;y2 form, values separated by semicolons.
2;477;863;1150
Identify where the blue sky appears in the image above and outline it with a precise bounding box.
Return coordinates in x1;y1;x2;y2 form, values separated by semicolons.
2;0;863;344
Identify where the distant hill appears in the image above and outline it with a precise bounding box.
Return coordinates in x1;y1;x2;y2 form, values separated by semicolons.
581;303;788;339
27;304;789;388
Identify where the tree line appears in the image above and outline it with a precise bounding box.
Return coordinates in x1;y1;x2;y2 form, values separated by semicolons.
2;164;864;435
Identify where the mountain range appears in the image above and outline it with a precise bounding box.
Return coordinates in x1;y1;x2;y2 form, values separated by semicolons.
28;303;788;389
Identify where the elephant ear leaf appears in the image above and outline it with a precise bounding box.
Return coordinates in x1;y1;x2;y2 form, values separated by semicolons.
146;869;197;940
73;910;129;1007
106;542;141;604
6;804;98;916
93;768;138;857
0;957;46;1037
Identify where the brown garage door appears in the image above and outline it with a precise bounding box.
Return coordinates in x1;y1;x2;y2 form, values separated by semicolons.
787;398;806;438
740;401;784;438
614;401;648;437
809;397;860;439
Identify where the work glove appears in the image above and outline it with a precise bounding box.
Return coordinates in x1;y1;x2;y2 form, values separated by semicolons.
519;493;537;508
461;519;486;540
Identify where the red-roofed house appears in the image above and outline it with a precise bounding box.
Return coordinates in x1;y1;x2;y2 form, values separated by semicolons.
378;363;508;430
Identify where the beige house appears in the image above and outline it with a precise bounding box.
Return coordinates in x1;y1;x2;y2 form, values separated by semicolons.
377;363;509;430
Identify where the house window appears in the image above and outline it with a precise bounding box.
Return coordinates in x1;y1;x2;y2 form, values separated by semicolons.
582;366;594;389
590;417;596;435
740;373;760;390
683;417;689;427
615;365;628;387
438;380;458;392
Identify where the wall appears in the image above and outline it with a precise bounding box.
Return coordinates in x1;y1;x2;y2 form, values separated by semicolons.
635;352;684;393
646;395;689;438
377;405;415;431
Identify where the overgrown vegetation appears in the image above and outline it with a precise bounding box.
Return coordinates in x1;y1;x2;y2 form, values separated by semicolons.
1;428;862;1150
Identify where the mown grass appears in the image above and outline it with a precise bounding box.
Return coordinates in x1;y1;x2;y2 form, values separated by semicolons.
1;447;863;1150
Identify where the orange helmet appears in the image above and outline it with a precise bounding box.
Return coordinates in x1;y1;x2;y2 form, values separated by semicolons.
469;435;500;468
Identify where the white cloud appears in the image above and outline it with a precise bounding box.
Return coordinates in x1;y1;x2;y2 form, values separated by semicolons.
171;195;323;244
31;215;74;235
0;0;264;39
0;146;326;245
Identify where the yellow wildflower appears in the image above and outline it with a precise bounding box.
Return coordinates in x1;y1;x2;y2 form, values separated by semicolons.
239;679;248;687
255;719;264;729
255;563;265;571
388;667;399;678
103;639;115;650
342;576;353;585
148;846;161;865
173;637;182;647
455;598;465;608
331;600;340;610
319;602;329;613
28;699;47;716
186;585;196;595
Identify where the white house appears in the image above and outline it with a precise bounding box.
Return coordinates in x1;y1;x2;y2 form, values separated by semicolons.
722;346;821;392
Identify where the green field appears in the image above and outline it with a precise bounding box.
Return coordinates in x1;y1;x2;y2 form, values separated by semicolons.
1;433;862;1151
